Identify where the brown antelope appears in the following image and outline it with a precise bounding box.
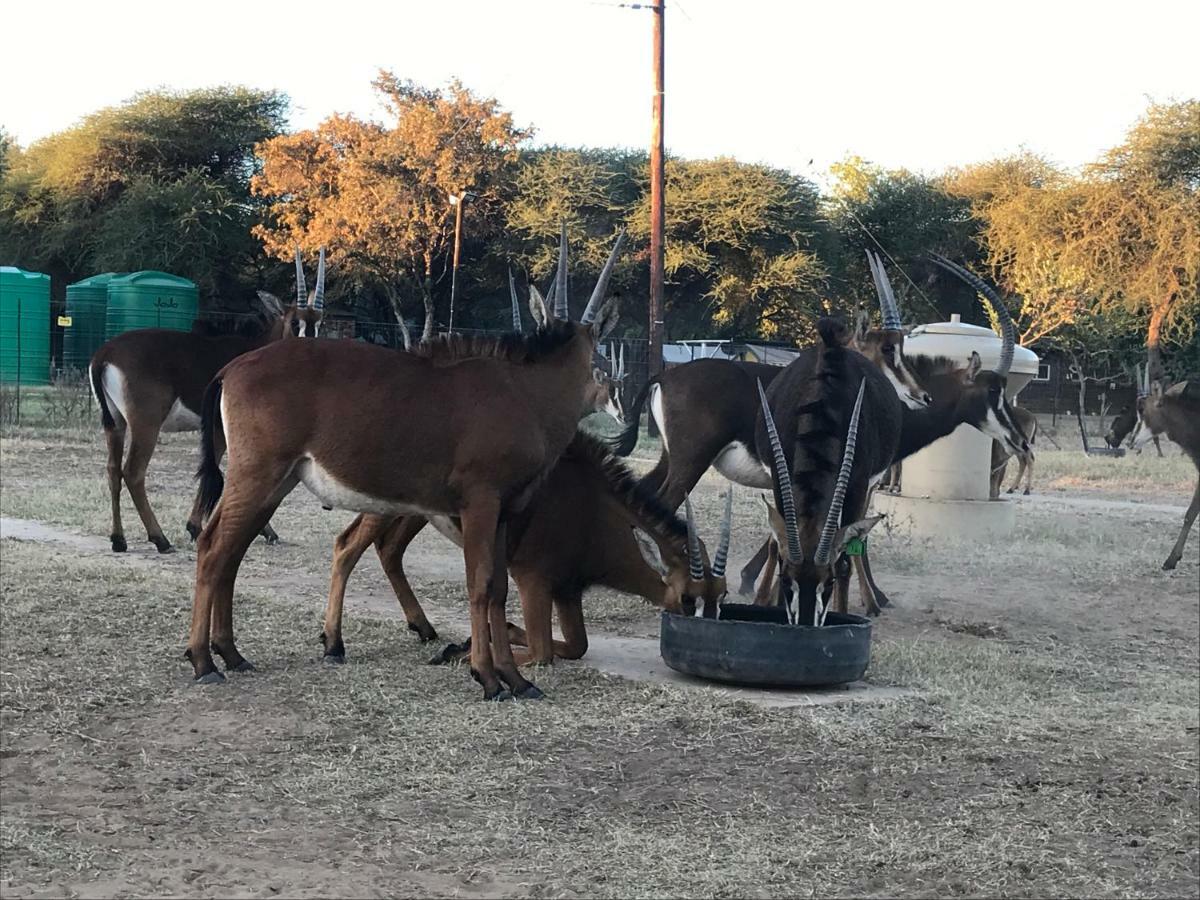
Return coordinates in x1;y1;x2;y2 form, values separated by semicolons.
88;248;325;554
990;406;1039;497
1132;362;1198;571
187;234;625;700
614;250;931;513
318;431;731;666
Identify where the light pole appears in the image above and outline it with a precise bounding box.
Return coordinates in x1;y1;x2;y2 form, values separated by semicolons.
447;190;476;333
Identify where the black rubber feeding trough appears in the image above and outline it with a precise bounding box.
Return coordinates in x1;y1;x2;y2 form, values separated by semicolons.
660;604;872;688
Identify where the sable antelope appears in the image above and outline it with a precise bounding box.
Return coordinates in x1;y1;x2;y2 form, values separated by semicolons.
614;251;931;511
318;432;731;666
1106;366;1164;456
187;235;624;699
745;255;1032;613
89;249;325;554
990;406;1039;497
1131;363;1198;571
756;318;891;625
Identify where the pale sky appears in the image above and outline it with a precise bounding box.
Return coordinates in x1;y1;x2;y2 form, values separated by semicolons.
4;0;1198;181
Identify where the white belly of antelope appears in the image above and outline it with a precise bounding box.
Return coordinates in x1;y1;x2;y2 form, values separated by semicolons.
296;458;441;518
713;441;773;489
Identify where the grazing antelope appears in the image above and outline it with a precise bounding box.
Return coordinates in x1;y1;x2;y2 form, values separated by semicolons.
319;431;731;666
187;235;625;700
1131;363;1198;571
614;251;931;512
1106;366;1164;456
744;255;1032;613
990;406;1039;497
756;318;891;625
89;249;325;554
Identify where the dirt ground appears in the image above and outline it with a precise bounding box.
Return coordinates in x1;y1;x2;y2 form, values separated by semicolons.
1;425;1197;898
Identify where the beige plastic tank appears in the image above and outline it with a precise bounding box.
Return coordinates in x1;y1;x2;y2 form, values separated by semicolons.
873;315;1039;539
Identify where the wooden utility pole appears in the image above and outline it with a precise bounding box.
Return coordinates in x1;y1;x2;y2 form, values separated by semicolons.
648;0;665;377
448;195;465;333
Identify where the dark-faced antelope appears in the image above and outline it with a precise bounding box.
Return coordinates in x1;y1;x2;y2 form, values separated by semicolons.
614;250;931;512
1132;363;1198;571
88;249;325;554
756;317;892;625
318;431;730;666
187;235;624;700
990;406;1038;497
1106;366;1164;456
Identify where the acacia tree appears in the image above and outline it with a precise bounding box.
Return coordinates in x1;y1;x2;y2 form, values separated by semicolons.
253;73;530;339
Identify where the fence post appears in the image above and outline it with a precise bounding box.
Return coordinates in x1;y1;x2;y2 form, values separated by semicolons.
15;296;21;426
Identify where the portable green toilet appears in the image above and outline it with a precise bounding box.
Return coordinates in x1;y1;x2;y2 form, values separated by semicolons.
64;272;121;369
0;266;52;385
104;271;198;338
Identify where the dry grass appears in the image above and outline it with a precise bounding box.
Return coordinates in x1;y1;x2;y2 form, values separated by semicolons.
1;426;1198;898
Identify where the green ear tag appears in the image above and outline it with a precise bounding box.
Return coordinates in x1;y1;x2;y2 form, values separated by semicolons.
844;537;866;557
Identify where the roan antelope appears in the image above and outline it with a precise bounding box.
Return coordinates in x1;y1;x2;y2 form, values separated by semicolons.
318;431;731;666
1131;362;1198;571
88;248;325;554
187;235;625;700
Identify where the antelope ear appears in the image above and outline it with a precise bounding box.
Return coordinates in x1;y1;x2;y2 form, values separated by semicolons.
592;367;606;385
964;351;982;383
257;291;284;317
632;529;669;578
834;514;886;553
760;495;790;559
1165;381;1187;397
590;297;620;342
528;285;549;328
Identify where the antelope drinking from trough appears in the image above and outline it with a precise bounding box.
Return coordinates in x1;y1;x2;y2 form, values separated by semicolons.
89;248;326;554
187;234;625;699
1131;361;1198;571
318;431;731;666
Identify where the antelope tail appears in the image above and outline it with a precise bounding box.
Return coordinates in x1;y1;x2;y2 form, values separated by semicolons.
196;378;225;518
610;375;656;457
89;362;116;430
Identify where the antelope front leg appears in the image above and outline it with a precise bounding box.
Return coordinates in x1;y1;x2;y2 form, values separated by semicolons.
1162;481;1199;571
739;537;772;597
754;538;779;606
485;523;541;700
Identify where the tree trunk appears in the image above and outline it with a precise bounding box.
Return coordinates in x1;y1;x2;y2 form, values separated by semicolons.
1068;351;1090;453
1146;305;1168;383
421;258;435;343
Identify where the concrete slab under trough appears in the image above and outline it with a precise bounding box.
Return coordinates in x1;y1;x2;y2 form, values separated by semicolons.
568;632;916;709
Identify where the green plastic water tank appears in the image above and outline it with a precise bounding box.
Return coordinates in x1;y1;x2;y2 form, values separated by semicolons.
0;266;52;385
64;272;122;370
104;271;198;338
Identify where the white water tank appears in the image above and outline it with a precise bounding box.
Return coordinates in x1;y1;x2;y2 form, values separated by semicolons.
873;315;1039;538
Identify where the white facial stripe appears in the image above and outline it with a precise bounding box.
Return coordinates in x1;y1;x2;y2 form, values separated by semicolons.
884;366;925;410
604;397;624;424
297;321;307;338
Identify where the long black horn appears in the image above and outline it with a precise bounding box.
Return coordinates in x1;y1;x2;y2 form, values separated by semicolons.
712;487;733;579
312;246;326;312
866;250;902;331
756;378;801;564
684;496;704;581
581;228;627;325
814;379;867;566
929;253;1014;378
508;266;521;333
555;221;569;320
293;246;306;308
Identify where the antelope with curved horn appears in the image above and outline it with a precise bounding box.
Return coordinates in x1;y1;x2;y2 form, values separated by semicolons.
319;433;732;667
89;250;326;555
1106;364;1164;456
186;235;624;700
1132;359;1198;571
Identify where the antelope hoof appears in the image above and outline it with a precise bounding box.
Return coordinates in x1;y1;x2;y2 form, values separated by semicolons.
1162;557;1179;572
194;670;226;685
230;659;256;673
483;688;513;702
429;641;469;665
111;534;127;553
261;531;279;545
151;535;174;554
514;683;545;701
319;631;346;659
1023;488;1031;496
323;652;346;665
185;521;201;542
408;621;439;643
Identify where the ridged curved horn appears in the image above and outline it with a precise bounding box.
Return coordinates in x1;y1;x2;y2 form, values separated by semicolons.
555;221;569;320
581;228;628;325
929;253;1014;378
617;342;626;380
684;497;704;581
712;487;733;579
814;379;867;566
312;247;326;312
866;250;902;331
757;378;801;564
508;266;522;333
293;247;306;308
